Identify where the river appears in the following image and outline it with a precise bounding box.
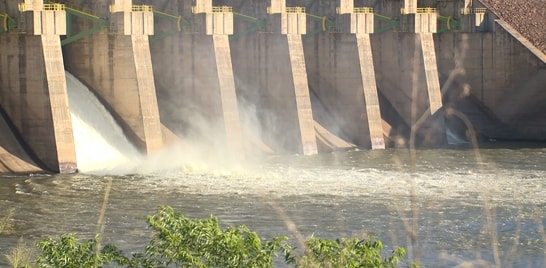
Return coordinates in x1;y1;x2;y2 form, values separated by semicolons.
1;144;546;267
1;73;546;267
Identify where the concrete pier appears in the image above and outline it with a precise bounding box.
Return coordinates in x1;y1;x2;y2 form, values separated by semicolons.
192;1;244;153
420;33;443;114
287;34;318;155
271;1;318;155
62;0;163;154
0;1;76;173
212;28;244;153
0;0;545;173
356;34;385;149
398;5;447;146
338;0;385;149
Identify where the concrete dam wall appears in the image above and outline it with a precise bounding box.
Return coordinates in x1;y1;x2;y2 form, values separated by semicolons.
0;0;544;174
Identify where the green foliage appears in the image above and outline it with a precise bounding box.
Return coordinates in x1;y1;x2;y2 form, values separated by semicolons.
31;206;411;268
298;237;406;268
35;233;128;268
140;205;294;267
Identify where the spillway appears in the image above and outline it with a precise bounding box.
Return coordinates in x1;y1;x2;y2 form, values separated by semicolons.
0;0;544;174
66;72;142;174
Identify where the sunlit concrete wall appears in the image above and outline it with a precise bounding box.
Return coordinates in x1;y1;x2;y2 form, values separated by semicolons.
149;0;546;148
148;1;228;149
61;0;163;154
303;0;546;143
150;0;308;153
0;1;76;173
1;0;546;174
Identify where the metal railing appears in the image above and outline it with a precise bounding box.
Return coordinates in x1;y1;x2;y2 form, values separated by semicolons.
43;3;65;11
461;7;486;14
212;6;233;13
417;7;436;14
110;4;152;13
353;7;373;14
401;7;436;14
19;3;65;12
285;7;305;13
132;5;153;12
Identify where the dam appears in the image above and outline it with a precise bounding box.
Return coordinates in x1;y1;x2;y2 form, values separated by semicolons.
0;0;544;173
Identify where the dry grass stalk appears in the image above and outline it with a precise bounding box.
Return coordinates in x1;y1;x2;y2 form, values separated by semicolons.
5;237;34;268
0;208;15;235
95;176;113;265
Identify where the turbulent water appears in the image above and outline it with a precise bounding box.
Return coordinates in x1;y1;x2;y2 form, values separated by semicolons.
66;72;143;174
1;75;545;267
1;146;546;267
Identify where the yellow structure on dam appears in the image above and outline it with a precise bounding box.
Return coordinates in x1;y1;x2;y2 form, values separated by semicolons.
0;0;544;173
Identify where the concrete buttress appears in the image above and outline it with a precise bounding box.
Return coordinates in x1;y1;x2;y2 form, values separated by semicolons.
41;34;78;172
0;1;77;173
356;34;385;149
62;0;163;154
268;0;318;155
193;1;244;153
287;34;318;155
212;35;244;153
1;0;546;174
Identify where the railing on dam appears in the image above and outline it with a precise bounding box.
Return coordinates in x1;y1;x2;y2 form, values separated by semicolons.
211;6;233;13
43;4;65;11
18;3;65;12
266;6;305;14
110;4;153;13
132;5;153;12
285;7;305;13
460;8;487;14
353;7;374;14
335;7;373;14
400;7;437;14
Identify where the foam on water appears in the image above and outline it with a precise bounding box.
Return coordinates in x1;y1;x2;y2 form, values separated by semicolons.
125;154;546;208
6;147;546;267
66;72;143;174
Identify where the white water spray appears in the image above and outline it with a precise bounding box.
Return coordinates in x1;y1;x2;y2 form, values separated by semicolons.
66;72;143;174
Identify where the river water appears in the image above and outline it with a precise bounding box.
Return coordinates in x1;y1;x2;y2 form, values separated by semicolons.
1;74;545;267
1;144;546;267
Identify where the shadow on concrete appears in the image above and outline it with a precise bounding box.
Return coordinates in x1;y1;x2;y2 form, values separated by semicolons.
0;106;46;174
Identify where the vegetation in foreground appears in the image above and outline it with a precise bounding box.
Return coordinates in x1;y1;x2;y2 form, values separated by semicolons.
2;206;410;267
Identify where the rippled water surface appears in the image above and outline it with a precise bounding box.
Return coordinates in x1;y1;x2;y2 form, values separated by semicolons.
1;146;546;267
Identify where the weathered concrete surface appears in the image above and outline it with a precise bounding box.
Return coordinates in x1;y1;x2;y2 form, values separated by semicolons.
0;1;76;173
304;33;376;148
314;120;355;152
151;0;317;154
420;33;443;114
0;110;42;173
1;0;546;174
62;0;163;154
287;34;318;155
213;35;244;153
495;20;546;64
41;34;78;172
231;32;305;154
131;34;163;153
436;28;546;140
376;32;444;147
356;34;385;149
